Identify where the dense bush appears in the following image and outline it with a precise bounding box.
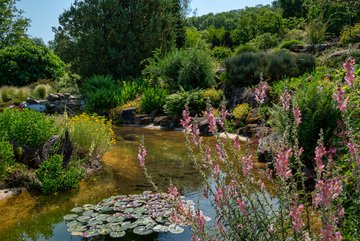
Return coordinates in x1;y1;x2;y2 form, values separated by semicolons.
225;50;315;86
36;155;84;193
233;103;250;121
212;46;233;60
202;88;224;108
279;39;304;49
0;41;65;86
141;87;169;114
0;141;15;179
31;84;52;99
54;72;81;95
0;109;58;149
233;44;259;55
339;23;360;45
248;33;278;50
67;113;115;160
0;86;30;103
144;48;215;90
163;89;205;116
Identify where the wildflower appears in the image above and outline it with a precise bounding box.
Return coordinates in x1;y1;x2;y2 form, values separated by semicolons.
321;224;343;241
180;107;192;131
289;202;304;232
168;185;179;200
280;90;291;111
236;198;248;216
216;143;224;162
205;109;217;133
242;155;253;178
137;143;147;168
254;81;268;104
314;145;327;174
275;148;293;180
195;209;206;233
314;178;342;208
191;121;201;146
214;187;224;205
293;106;301;125
333;87;349;112
210;160;220;177
343;58;356;87
347;141;359;164
233;135;240;151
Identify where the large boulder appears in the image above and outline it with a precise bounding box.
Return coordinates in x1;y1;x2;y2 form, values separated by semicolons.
153;116;177;129
119;107;137;124
257;132;282;163
134;114;152;125
198;118;224;136
238;124;270;138
246;108;261;124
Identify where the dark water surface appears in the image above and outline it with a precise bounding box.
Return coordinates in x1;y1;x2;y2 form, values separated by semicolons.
0;126;265;241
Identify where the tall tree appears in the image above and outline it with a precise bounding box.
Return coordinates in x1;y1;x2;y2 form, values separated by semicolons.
275;0;307;18
0;0;29;49
53;0;188;79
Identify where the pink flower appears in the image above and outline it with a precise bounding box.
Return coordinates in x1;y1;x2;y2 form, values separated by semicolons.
236;198;248;216
321;224;343;241
210;160;220;177
195;210;206;233
216;143;225;162
233;135;240;150
242;155;253;178
215;187;224;205
289;202;304;232
280;90;291;111
137;143;147;168
191;121;201;146
275;148;293;180
180;107;192;131
293;106;302;125
333;87;349;112
314;178;342;208
205;109;217;133
168;185;179;200
219;104;228;127
254;82;268;104
314;145;327;174
343;58;356;87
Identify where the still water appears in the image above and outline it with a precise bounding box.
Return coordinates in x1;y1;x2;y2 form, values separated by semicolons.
0;126;264;241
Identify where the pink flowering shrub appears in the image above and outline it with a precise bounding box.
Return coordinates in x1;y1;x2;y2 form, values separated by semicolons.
138;58;360;240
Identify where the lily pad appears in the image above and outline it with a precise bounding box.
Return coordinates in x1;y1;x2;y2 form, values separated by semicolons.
84;229;99;237
70;207;84;213
169;225;184;234
83;210;95;216
83;204;95;210
106;216;125;223
98;227;112;235
133;226;153;235
110;231;126;238
77;216;92;223
88;219;103;226
64;214;78;221
153;225;168;233
67;225;88;233
66;221;81;228
121;221;132;230
95;214;111;222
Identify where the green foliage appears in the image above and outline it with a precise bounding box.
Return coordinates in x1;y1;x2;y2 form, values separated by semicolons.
4;163;41;188
248;33;278;50
54;72;80;95
233;103;250;121
279;39;304;50
141;87;169;114
0;86;30;103
0;41;65;86
53;0;185;79
276;0;307;18
144;48;215;91
212;46;233;60
0;141;15;179
202;88;224;107
32;84;52;99
0;109;57;148
340;23;360;45
234;44;259;55
225;50;315;86
36;155;84;193
163;89;205;116
0;0;30;49
306;14;328;44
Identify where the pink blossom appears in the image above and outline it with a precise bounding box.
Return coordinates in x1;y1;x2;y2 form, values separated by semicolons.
210;160;220;177
293;106;302;125
216;143;225;162
205;109;217;133
180;107;192;131
275;148;293;180
191;121;201;146
236;198;248;216
333;87;349;112
280;90;291;111
254;82;268;104
195;209;206;233
242;155;253;178
314;178;342;208
289;202;304;232
168;185;179;200
219;104;228;127
137;143;147;168
314;145;327;174
215;187;224;205
321;224;343;241
233;135;240;150
343;58;356;87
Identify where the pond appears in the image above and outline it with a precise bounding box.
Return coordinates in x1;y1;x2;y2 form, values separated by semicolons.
0;126;265;241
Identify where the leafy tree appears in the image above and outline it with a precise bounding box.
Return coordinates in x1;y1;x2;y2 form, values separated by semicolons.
53;0;188;79
0;0;29;49
274;0;307;18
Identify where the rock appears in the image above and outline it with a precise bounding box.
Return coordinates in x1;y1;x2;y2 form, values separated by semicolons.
134;115;152;125
120;107;137;124
246;108;261;124
198;118;224;136
64;93;71;99
47;93;61;101
153;116;177;129
149;109;160;121
257;132;282;163
56;93;64;99
26;98;39;105
26;104;47;112
289;43;335;53
238;124;270;138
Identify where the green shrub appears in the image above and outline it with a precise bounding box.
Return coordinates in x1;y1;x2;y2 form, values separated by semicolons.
0;141;15;179
279;39;304;49
55;72;81;95
163;89;205;116
233;44;259;55
4;163;41;188
248;33;278;50
233;103;250;121
36;155;84;193
144;48;215;91
32;84;52;99
0;41;65;86
202;88;224;108
212;46;233;60
110;98;142;124
225;50;315;86
141;87;169;114
0;109;58;148
339;23;360;45
0;86;30;103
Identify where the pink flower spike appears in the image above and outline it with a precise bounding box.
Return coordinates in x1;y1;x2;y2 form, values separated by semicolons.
333;87;349;112
254;82;268;104
242;155;253;178
314;145;326;174
343;58;356;87
191;122;201;146
168;185;179;200
216;143;225;162
205;109;217;133
280;90;291;111
180;107;192;131
137;143;147;168
293;106;301;125
214;187;224;205
233;135;240;150
236;198;248;216
290;202;304;232
275;148;293;180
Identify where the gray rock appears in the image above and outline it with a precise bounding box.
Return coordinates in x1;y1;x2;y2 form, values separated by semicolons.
47;93;60;101
238;124;270;138
257;132;282;163
120;107;137;124
26;98;39;105
134;115;152;125
153;116;177;129
26;104;46;112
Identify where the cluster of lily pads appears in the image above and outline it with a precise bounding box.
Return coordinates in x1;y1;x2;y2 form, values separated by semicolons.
63;191;195;238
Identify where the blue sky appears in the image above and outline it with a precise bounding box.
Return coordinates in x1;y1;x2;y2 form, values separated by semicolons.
16;0;273;44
